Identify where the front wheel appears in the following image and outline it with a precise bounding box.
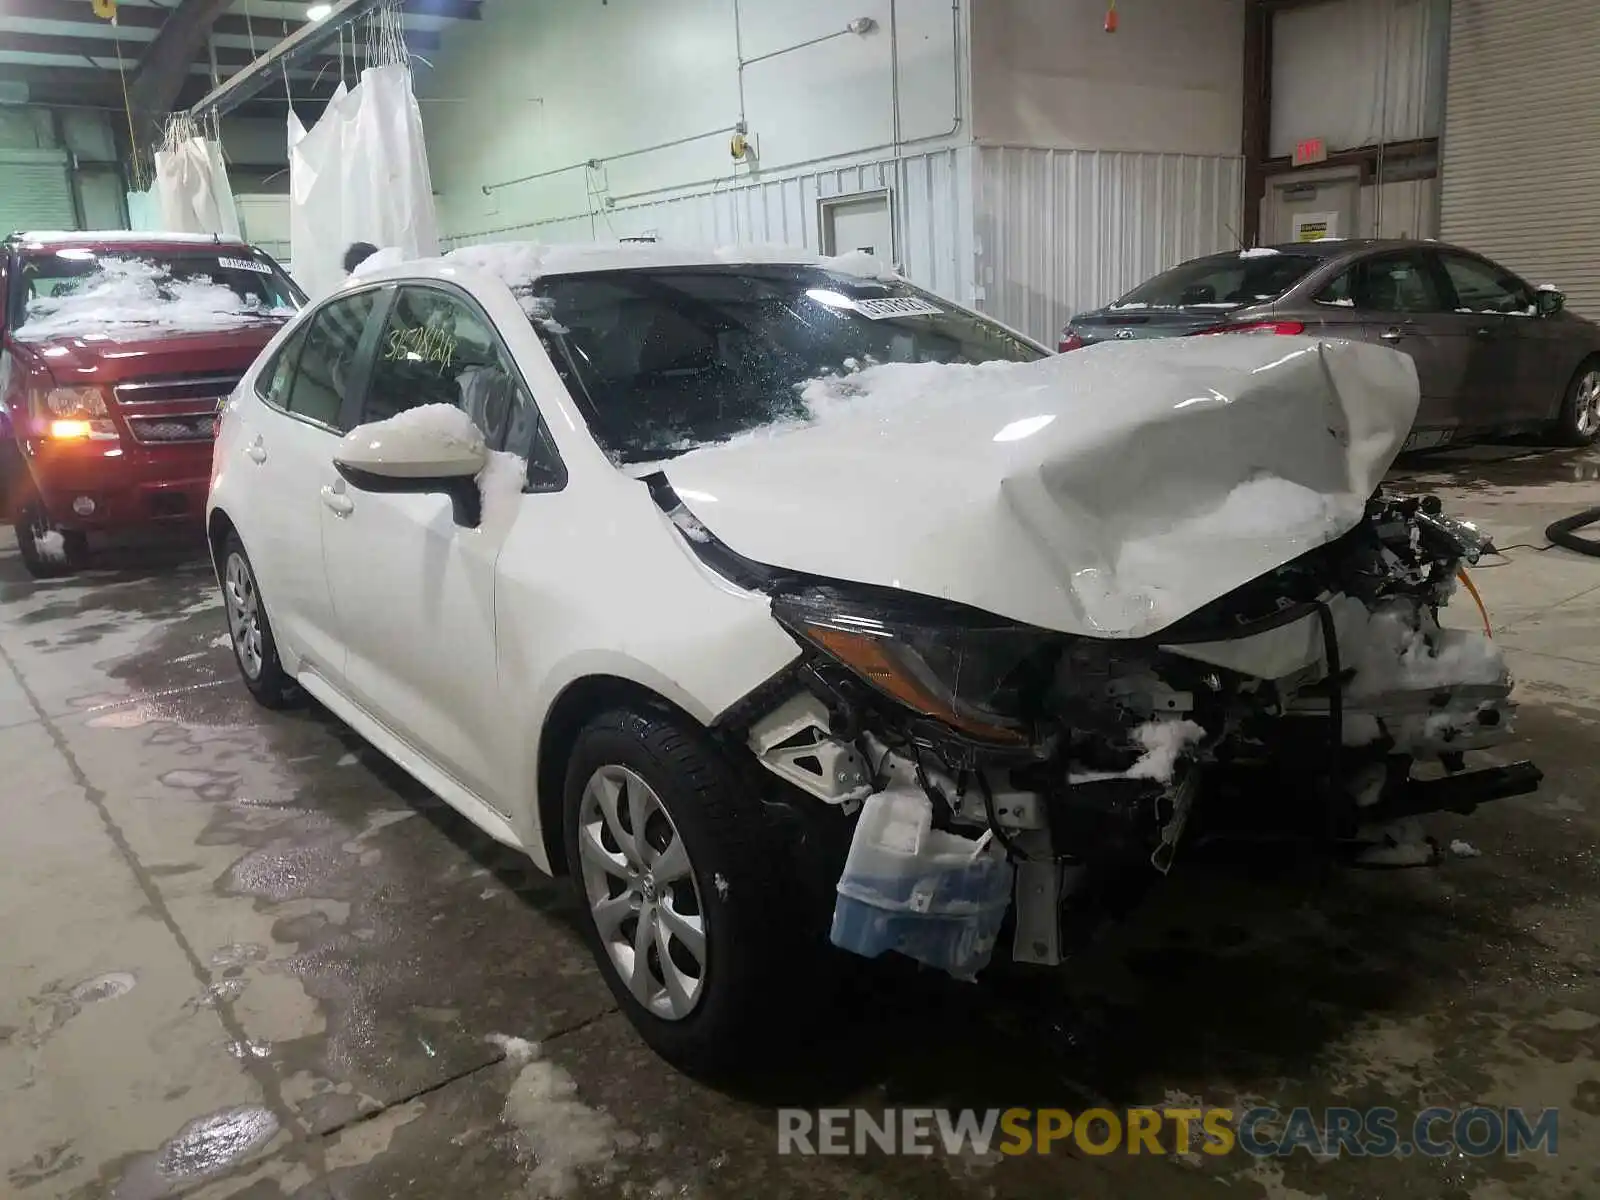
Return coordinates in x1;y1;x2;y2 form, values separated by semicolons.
1553;360;1600;446
221;533;294;708
562;707;810;1078
12;493;87;579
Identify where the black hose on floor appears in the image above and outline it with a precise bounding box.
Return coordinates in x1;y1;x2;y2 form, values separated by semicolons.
1546;507;1600;557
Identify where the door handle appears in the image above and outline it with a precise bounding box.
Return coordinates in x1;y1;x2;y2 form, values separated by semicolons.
245;437;267;464
1474;326;1497;339
320;484;354;517
1379;327;1405;342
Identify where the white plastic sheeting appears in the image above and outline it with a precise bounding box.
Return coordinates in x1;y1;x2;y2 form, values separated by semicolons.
289;65;440;301
154;138;242;238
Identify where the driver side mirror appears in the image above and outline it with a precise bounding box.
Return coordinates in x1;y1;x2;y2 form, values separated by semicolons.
333;410;488;527
1536;288;1566;317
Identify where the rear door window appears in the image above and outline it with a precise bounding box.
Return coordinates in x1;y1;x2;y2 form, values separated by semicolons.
284;290;379;431
256;326;309;409
1335;253;1447;314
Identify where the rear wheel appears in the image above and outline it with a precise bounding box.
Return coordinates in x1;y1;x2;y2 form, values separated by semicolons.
1553;360;1600;446
221;533;293;708
562;707;811;1078
12;493;87;579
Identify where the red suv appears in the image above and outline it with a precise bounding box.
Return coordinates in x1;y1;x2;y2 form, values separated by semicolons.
1;231;303;576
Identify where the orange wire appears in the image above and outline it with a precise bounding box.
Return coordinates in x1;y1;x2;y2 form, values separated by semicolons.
1458;568;1492;638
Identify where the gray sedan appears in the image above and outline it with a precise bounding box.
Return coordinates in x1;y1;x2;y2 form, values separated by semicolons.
1059;239;1600;448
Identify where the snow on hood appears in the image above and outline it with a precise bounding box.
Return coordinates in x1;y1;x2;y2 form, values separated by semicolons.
661;336;1420;639
14;258;294;343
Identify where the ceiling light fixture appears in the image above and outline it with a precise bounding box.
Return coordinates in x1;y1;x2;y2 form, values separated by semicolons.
306;3;333;20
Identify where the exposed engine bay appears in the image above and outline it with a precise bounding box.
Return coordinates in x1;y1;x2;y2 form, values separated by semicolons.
657;479;1541;980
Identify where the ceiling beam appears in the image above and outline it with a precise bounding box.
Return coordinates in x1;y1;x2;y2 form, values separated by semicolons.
129;0;234;119
0;0;476;37
189;0;391;116
0;29;433;67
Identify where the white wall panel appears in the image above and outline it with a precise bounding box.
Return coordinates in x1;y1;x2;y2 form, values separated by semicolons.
974;146;1244;342
1271;0;1447;157
971;0;1244;156
442;148;974;306
1441;0;1600;315
419;0;964;244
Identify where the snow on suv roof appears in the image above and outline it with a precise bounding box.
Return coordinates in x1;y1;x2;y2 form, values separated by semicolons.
352;241;900;295
10;230;246;248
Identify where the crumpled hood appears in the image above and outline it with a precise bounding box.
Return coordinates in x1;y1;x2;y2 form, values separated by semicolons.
660;337;1420;639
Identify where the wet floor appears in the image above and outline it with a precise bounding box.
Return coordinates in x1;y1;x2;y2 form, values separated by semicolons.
2;442;1598;1199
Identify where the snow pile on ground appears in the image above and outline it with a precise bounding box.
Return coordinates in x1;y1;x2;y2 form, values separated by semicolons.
499;1041;637;1198
1356;818;1437;867
1070;718;1206;785
1344;599;1508;697
35;530;66;563
15;258;293;342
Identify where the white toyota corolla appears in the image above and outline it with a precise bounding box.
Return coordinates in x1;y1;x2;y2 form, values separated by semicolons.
208;242;1535;1077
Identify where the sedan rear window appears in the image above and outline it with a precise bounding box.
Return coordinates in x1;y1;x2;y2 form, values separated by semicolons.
1112;251;1322;311
527;266;1043;464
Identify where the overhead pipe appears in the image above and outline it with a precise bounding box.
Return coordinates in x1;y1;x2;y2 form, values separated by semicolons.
187;0;391;118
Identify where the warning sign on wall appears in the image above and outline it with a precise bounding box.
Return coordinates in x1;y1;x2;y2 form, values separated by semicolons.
1293;211;1340;242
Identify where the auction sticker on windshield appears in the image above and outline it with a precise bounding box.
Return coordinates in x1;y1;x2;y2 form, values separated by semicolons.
217;257;272;274
855;297;945;320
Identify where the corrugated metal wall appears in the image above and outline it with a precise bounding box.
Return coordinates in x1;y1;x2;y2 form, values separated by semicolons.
1441;0;1600;316
442;148;975;306
974;146;1244;342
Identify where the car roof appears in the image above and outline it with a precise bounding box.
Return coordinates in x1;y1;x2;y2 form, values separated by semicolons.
1256;237;1474;259
349;240;901;293
8;230;252;251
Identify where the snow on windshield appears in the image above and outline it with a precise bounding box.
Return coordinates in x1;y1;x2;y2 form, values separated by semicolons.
14;258;295;343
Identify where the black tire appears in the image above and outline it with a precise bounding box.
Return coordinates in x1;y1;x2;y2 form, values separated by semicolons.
220;533;294;708
1552;358;1600;446
561;707;810;1079
12;492;87;579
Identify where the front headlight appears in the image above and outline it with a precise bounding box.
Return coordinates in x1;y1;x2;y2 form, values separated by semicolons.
773;590;1059;745
30;386;118;441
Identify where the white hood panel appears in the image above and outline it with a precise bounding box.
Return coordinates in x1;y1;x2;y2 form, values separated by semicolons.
661;337;1420;639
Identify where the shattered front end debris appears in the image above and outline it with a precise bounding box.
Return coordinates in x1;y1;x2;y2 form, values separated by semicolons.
661;337;1539;980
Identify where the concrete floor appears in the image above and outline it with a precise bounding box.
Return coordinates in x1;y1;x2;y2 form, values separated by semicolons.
2;442;1598;1200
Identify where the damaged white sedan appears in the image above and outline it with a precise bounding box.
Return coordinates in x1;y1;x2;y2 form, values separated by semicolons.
207;243;1538;1077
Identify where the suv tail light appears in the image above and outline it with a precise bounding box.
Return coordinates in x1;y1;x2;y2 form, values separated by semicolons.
31;386;120;442
1058;331;1086;352
1190;320;1307;337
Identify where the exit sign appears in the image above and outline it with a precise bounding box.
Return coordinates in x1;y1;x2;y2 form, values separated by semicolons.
1293;137;1329;167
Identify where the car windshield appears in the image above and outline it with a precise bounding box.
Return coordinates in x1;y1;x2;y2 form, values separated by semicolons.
9;248;301;339
1112;251;1323;310
526;265;1044;464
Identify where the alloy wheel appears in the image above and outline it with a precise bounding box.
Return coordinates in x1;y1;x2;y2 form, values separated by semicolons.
1577;370;1600;437
224;552;264;680
576;764;707;1020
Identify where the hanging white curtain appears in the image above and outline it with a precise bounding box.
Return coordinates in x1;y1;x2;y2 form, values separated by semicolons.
153;136;242;238
289;64;439;301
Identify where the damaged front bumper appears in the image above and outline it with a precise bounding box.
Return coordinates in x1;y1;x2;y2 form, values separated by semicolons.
703;488;1538;981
